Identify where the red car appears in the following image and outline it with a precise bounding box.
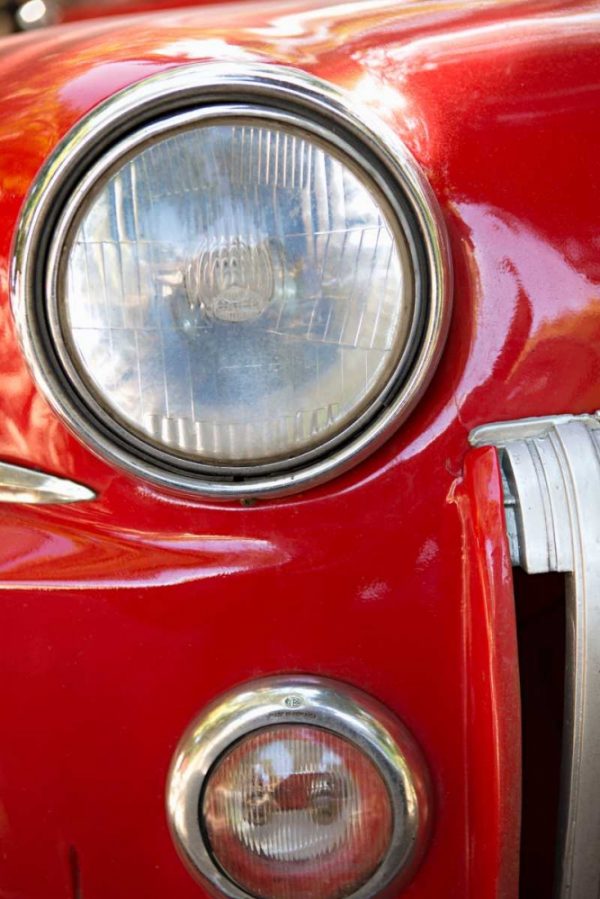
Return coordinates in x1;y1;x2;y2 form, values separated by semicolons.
0;1;597;897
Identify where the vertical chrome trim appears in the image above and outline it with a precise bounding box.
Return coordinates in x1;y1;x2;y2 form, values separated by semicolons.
471;412;600;899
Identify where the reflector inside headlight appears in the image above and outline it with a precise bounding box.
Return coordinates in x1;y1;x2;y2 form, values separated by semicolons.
59;117;415;467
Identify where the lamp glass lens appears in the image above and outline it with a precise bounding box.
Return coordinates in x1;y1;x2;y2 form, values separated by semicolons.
201;725;393;899
61;119;414;465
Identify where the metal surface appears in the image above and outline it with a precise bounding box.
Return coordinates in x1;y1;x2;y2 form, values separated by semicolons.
472;414;600;899
167;676;431;898
12;62;451;499
1;0;598;896
453;447;521;899
0;461;94;503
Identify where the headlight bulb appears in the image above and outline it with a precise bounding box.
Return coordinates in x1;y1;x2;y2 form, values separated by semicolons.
186;237;279;324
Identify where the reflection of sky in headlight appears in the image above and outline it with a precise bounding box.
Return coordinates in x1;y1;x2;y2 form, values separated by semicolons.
64;122;414;464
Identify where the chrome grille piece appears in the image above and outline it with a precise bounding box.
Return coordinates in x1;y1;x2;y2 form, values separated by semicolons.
471;413;600;899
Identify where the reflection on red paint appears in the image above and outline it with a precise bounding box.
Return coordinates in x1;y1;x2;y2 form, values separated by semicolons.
0;1;599;896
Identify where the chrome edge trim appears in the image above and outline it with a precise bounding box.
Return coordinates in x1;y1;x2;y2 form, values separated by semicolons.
11;62;452;499
470;413;600;899
0;461;95;504
166;675;431;898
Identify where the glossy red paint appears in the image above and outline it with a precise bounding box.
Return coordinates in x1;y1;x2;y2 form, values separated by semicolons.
0;1;599;896
454;446;520;899
60;0;241;22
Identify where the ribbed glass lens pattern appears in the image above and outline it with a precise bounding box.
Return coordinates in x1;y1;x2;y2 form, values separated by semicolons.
61;119;414;466
202;725;393;899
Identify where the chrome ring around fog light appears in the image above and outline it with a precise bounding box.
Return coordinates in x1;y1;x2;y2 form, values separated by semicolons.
166;676;431;899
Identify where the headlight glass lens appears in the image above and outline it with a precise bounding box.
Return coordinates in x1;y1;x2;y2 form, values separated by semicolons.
59;117;416;468
202;725;393;899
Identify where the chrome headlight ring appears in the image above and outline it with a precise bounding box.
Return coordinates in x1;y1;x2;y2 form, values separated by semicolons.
12;63;451;499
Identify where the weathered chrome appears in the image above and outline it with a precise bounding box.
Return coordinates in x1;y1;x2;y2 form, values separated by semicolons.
12;62;451;499
0;461;95;503
471;412;600;899
166;675;431;898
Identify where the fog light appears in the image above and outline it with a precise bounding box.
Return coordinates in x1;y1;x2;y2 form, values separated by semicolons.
204;726;392;899
167;677;431;899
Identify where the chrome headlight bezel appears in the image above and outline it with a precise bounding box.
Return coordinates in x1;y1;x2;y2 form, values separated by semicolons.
12;63;451;498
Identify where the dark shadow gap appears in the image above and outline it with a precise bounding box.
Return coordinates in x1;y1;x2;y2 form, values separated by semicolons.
514;568;565;899
68;845;82;899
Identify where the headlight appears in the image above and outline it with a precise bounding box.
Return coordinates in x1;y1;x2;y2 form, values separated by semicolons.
13;64;450;497
58;115;414;468
166;677;431;899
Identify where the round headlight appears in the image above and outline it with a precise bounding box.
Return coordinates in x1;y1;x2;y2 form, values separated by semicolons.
57;116;414;468
166;677;431;899
13;64;450;497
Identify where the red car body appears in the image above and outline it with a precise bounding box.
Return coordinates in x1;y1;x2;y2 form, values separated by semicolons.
0;1;597;896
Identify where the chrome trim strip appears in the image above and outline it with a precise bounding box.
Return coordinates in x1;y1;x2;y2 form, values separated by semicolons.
166;675;431;898
11;62;451;499
471;413;600;899
0;461;95;503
